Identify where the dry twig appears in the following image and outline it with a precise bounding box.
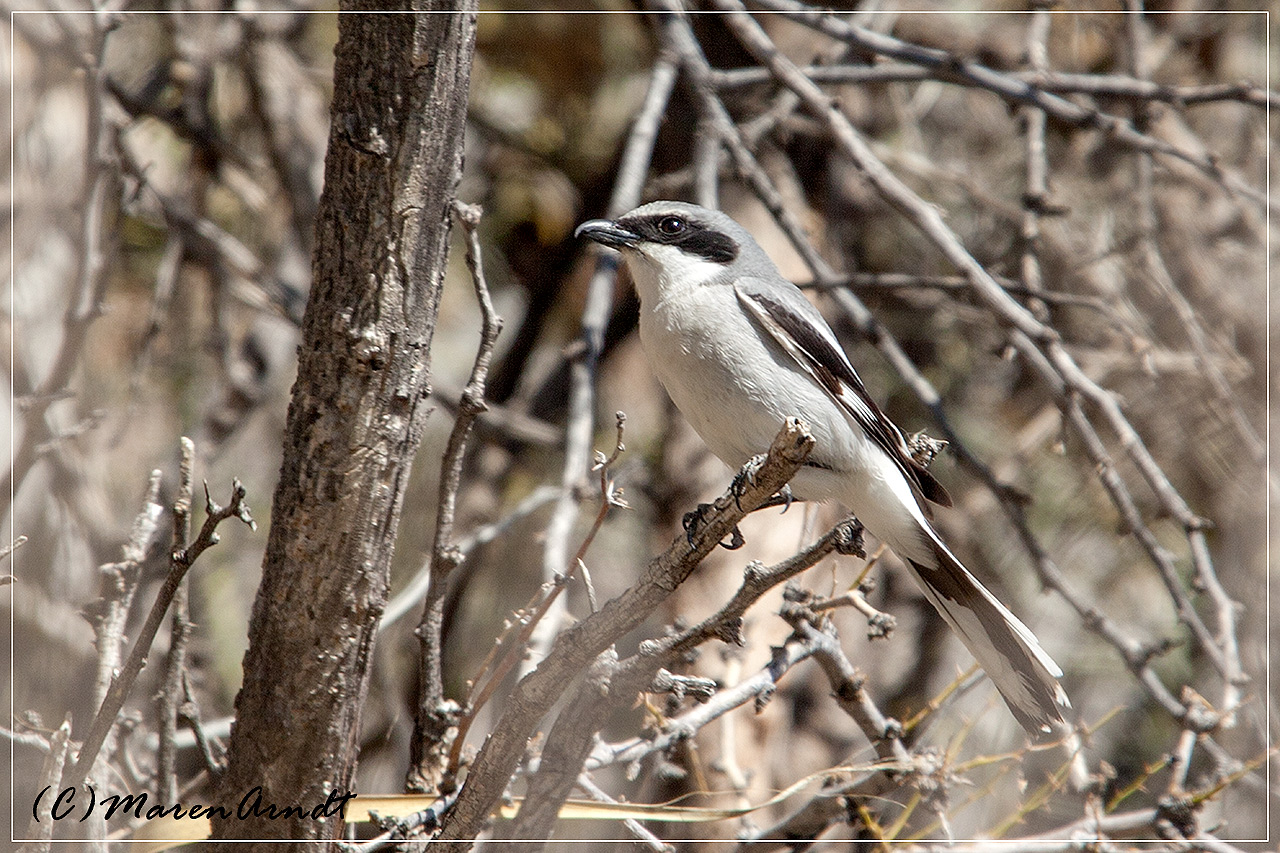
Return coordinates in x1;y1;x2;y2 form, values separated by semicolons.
408;200;505;793
528;52;681;670
64;473;254;790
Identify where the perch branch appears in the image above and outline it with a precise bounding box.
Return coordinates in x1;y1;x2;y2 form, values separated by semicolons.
430;419;814;846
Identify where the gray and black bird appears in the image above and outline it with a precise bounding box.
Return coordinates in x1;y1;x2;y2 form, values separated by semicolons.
577;201;1069;737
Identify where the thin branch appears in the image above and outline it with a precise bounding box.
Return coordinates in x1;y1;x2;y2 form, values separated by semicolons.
780;602;911;767
3;725;54;754
178;669;225;779
380;485;561;632
1043;339;1228;680
574;773;673;853
349;791;460;852
64;476;255;790
237;16;321;256
0;535;27;563
428;380;561;447
635;518;865;664
693;116;720;209
714;651;756;835
740;756;920;848
713;64;1278;110
512;517;862;842
115;132;304;324
156;437;195;803
23;715;73;850
810;587;896;639
498;648;622;845
746;0;1269;210
528;51;680;672
1;12;120;520
408;200;505;793
1122;5;1248;720
593;636;822;776
81;465;165;807
1007;331;1202;719
799;272;1123;320
1017;71;1277;109
1017;3;1053;325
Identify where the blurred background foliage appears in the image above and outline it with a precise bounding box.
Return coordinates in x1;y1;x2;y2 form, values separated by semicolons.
3;2;1273;847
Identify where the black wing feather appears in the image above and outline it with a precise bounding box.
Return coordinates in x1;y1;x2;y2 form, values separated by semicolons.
736;285;952;509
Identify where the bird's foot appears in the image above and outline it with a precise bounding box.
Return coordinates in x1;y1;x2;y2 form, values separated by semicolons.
753;484;795;514
729;453;769;511
682;503;746;551
731;457;797;516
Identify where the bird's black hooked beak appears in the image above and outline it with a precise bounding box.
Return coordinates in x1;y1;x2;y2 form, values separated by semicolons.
574;218;641;250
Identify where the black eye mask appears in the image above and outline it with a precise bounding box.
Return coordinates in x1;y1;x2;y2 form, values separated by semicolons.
618;214;740;264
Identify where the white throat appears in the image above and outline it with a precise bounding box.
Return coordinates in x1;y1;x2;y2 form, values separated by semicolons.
624;243;729;309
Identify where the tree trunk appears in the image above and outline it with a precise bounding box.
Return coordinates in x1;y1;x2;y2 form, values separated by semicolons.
210;3;478;846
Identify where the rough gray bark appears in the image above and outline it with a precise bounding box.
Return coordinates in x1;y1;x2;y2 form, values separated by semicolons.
210;3;478;846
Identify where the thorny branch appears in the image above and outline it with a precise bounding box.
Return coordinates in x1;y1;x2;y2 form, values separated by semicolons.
780;593;911;767
507;518;864;841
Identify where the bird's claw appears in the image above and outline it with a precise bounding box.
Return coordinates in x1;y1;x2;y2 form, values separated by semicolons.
754;484;795;514
686;453;792;551
682;503;746;551
682;504;707;547
731;456;796;516
778;484;794;513
730;453;769;511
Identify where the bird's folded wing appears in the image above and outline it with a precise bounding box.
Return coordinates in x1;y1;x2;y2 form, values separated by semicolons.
734;280;951;509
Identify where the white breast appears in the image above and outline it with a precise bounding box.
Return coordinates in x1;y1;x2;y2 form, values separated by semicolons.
628;247;848;472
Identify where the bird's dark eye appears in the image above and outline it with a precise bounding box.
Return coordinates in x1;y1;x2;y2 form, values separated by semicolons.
657;216;686;236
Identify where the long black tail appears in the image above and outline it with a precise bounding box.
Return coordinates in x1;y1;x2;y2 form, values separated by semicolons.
904;545;1069;738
